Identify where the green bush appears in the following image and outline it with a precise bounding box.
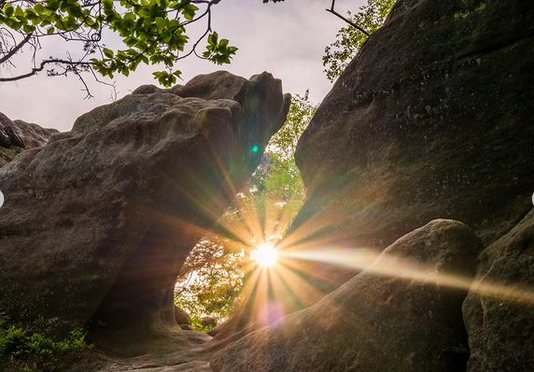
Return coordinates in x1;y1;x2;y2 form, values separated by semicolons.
0;318;92;371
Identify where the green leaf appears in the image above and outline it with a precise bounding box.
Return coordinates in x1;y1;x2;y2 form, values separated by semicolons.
124;37;137;47
182;4;198;21
208;32;218;46
23;24;35;33
103;47;114;58
4;3;14;18
34;3;45;14
155;16;165;28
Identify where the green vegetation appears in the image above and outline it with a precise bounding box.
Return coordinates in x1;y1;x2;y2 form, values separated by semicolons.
175;237;245;330
175;92;317;329
0;0;393;89
0;0;240;87
323;0;396;81
0;317;92;372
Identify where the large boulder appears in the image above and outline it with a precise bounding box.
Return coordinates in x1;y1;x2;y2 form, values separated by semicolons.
463;208;534;372
211;220;482;372
0;71;290;336
0;113;58;166
293;0;534;255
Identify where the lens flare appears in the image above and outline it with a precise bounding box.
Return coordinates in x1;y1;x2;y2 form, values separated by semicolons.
251;242;279;268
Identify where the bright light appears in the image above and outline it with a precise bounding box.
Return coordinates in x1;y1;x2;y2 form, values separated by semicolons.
251;242;279;268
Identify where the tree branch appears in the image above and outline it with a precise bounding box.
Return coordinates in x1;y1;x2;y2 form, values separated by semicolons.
326;0;370;36
0;58;92;82
0;33;33;65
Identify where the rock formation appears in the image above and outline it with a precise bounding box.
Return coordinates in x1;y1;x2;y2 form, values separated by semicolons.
0;113;58;166
209;0;534;370
293;0;534;252
174;306;191;327
211;220;482;372
0;71;290;336
463;208;534;372
0;0;532;369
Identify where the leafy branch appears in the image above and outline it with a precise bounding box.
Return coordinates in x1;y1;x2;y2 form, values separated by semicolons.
0;0;238;91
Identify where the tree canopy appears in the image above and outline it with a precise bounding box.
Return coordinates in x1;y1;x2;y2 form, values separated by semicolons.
0;0;393;92
0;0;242;90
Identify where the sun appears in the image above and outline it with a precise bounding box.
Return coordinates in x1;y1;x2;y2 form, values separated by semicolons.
251;242;279;268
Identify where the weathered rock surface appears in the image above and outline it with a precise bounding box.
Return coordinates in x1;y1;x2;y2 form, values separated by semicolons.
0;71;290;336
211;220;482;372
463;208;534;372
0;113;58;166
294;0;534;253
174;306;191;326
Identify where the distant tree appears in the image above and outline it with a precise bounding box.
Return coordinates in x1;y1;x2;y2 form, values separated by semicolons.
175;237;245;330
323;0;396;81
174;92;317;329
266;90;316;161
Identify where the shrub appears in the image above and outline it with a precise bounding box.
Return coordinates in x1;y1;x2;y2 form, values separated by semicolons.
0;318;92;371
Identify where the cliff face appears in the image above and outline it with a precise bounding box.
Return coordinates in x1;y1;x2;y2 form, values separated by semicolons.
0;71;290;336
294;0;534;250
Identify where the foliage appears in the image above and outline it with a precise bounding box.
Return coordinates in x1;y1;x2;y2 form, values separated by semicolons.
267;90;316;161
1;0;394;90
0;0;239;90
323;0;396;81
0;317;92;371
175;238;245;327
175;92;317;330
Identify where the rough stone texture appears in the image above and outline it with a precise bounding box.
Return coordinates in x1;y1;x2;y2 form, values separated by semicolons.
463;208;534;372
207;324;221;337
174;306;191;326
211;220;482;372
294;0;534;253
60;327;213;371
0;113;58;166
200;316;217;329
0;71;290;336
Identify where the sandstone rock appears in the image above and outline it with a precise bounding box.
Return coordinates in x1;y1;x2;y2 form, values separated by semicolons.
174;306;191;326
0;113;24;148
463;209;534;372
132;84;167;95
172;71;248;101
0;113;58;166
211;220;482;372
12;119;60;148
200;316;217;329
293;0;534;256
0;71;290;336
207;324;221;337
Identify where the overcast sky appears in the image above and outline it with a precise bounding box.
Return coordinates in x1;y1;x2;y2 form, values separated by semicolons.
0;0;364;131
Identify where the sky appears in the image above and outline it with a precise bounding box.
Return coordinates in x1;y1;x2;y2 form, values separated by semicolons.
0;0;364;131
